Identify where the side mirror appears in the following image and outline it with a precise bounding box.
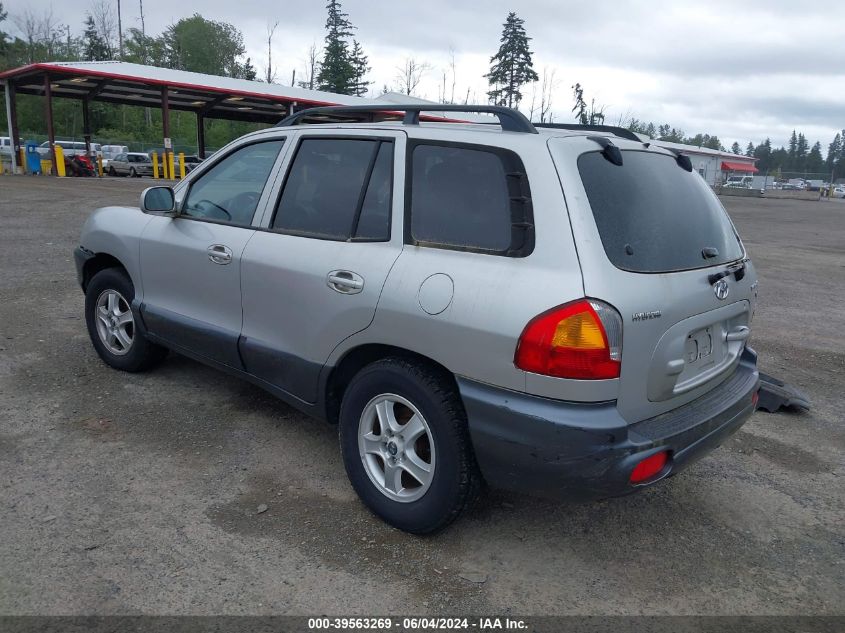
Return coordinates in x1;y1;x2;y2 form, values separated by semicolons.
140;186;176;216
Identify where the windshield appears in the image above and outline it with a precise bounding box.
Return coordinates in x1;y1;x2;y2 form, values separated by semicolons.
578;150;744;273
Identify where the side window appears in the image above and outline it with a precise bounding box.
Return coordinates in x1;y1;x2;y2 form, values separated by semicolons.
409;142;534;256
272;138;392;241
183;140;284;225
353;142;393;240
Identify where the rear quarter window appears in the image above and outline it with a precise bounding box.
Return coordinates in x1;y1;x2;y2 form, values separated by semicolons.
578;150;744;272
407;142;533;256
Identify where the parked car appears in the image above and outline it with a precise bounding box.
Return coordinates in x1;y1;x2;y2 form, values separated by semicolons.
832;185;845;199
107;152;153;177
74;105;760;534
101;144;130;169
0;136;22;157
182;155;204;174
37;140;100;158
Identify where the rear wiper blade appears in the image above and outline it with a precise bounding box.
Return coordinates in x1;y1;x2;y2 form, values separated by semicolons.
586;136;623;166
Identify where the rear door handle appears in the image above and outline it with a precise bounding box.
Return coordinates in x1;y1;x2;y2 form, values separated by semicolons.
326;270;364;294
207;244;233;265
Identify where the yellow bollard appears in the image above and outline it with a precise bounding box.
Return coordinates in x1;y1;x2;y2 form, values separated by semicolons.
97;155;104;177
54;145;66;177
0;159;4;175
19;148;26;174
178;152;186;180
168;152;175;181
152;152;160;179
40;160;51;175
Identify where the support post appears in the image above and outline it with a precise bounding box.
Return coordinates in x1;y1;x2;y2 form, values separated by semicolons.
4;79;20;172
44;75;57;176
161;86;170;179
82;98;92;157
196;113;206;159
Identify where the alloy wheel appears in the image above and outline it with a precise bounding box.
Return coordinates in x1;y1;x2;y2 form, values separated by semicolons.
94;289;135;356
358;393;436;503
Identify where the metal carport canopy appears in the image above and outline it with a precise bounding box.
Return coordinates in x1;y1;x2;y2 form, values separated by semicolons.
0;60;375;124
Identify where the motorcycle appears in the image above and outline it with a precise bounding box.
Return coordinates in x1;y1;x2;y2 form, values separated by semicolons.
65;153;96;177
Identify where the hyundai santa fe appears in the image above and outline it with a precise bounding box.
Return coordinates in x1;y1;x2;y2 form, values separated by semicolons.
74;105;760;534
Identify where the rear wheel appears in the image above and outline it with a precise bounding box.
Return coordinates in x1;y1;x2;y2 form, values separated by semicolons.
339;358;481;534
108;166;116;176
129;167;137;178
85;268;167;372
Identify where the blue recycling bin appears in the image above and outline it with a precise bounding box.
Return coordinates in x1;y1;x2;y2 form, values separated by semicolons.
25;141;42;174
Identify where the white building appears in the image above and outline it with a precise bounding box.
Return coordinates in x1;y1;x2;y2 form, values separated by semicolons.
649;139;759;187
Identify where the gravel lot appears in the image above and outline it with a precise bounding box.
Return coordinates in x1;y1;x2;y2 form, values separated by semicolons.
0;176;842;616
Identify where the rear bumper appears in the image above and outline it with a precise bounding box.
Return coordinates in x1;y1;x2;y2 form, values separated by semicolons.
460;347;760;500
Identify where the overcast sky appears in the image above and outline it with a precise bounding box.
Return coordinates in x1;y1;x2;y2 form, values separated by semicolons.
15;0;845;150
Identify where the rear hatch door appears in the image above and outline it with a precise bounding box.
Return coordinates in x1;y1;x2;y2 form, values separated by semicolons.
548;135;758;423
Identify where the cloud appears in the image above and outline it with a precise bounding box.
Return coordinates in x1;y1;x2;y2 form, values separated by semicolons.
13;0;845;148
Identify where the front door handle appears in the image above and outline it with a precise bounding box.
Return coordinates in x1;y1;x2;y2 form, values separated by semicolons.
326;270;364;294
207;244;233;265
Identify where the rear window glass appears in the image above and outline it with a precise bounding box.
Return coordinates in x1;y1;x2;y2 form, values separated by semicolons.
578;150;743;272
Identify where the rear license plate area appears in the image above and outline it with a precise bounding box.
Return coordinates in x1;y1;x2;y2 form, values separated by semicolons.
684;327;713;366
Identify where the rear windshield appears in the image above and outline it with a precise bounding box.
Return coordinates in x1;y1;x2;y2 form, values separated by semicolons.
578;150;743;273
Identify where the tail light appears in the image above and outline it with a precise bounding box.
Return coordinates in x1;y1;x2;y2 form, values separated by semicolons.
514;299;622;379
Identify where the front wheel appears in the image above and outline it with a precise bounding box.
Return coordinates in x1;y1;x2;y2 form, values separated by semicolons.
84;268;167;372
129;167;137;178
108;166;116;176
339;358;481;534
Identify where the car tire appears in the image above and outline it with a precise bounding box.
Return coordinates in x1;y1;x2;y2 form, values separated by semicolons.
129;167;137;178
108;166;116;176
339;357;481;534
85;268;167;372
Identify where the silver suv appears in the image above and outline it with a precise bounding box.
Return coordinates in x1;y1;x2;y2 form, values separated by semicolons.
74;105;760;533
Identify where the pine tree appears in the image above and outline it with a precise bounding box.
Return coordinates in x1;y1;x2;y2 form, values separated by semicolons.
240;57;257;81
806;141;824;174
731;141;741;155
316;0;356;95
349;39;371;97
826;133;841;171
572;83;587;125
745;142;755;157
83;14;112;61
787;130;798;169
485;12;538;109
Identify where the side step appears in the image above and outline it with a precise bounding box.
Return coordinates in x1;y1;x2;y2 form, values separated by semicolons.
756;372;811;413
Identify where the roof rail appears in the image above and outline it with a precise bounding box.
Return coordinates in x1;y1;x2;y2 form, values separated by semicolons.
276;104;538;134
532;123;642;143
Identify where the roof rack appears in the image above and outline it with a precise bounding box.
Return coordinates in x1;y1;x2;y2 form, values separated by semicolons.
532;123;642;143
276;104;538;134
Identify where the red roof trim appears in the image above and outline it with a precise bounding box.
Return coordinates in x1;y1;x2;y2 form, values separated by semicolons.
721;160;758;173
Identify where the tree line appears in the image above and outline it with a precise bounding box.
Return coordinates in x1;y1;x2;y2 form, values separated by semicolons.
1;0;842;180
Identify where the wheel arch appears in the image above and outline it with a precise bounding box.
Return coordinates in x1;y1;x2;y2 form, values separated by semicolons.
82;252;129;292
324;344;458;425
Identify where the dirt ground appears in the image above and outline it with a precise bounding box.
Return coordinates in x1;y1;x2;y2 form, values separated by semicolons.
0;176;842;616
